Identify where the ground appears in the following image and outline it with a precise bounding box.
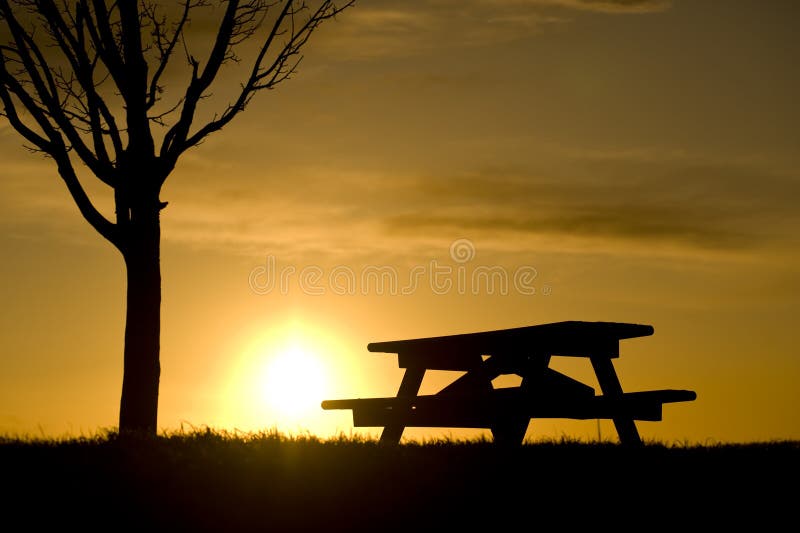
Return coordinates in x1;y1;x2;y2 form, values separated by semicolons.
2;431;797;531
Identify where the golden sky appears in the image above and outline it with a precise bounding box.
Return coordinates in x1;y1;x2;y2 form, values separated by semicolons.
1;0;798;442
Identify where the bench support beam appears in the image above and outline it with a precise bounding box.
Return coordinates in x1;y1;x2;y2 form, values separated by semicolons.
591;356;642;446
379;365;425;444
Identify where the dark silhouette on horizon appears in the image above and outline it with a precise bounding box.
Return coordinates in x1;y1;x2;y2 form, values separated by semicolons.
0;0;354;434
323;321;696;445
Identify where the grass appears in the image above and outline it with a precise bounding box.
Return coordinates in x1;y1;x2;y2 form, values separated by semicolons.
2;430;798;531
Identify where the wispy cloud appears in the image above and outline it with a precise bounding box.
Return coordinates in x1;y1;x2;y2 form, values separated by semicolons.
3;143;796;263
163;148;800;264
518;0;671;14
383;154;799;252
317;0;670;59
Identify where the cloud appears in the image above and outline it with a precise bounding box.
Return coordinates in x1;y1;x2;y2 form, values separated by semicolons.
384;206;750;251
519;0;671;14
160;147;800;263
317;0;671;59
376;153;799;255
3;128;795;264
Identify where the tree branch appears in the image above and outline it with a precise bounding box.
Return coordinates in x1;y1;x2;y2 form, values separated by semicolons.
0;0;115;182
145;0;194;111
179;0;352;154
55;154;119;246
1;48;118;246
84;0;125;86
0;78;52;152
37;0;120;171
161;0;240;158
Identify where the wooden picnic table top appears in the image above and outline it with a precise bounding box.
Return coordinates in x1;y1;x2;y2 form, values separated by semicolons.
367;321;653;361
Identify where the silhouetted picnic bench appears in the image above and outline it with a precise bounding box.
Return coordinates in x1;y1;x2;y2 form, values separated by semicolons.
322;321;696;445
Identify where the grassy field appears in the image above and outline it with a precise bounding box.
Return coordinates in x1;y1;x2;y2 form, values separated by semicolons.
2;430;798;531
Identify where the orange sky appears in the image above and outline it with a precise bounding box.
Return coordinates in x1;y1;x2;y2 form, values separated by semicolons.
1;0;799;442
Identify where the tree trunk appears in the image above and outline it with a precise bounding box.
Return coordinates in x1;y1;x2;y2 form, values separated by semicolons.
118;205;162;435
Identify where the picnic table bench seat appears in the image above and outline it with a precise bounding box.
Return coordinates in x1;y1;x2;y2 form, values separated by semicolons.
322;388;696;428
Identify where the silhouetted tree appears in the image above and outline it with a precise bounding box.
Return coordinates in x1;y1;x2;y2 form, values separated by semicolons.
0;0;353;434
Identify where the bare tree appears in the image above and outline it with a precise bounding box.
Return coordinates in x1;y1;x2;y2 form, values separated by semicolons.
0;0;353;434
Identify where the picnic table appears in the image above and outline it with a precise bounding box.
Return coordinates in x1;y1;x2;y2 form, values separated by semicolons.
321;321;696;445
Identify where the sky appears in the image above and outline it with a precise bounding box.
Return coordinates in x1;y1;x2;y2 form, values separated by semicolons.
1;0;798;443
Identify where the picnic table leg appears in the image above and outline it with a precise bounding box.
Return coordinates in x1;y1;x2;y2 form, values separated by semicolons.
490;354;549;445
590;356;642;446
490;416;529;446
379;366;425;445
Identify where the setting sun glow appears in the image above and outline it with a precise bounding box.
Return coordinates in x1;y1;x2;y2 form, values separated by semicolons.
221;321;360;437
258;343;327;419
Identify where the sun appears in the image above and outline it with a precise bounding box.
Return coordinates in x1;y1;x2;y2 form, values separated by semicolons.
231;323;340;431
258;343;328;419
223;320;363;436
